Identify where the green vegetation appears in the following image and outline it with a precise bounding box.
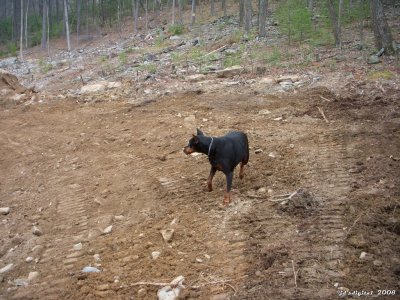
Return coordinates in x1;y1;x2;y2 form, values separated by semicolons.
119;52;127;66
38;58;53;73
367;70;395;81
276;0;313;44
168;24;185;36
138;63;157;74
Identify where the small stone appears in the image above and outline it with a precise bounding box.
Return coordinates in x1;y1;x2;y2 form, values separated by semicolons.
255;149;263;154
14;279;29;286
93;254;101;262
26;257;34;263
0;263;13;274
138;288;147;298
257;187;267;194
114;215;124;221
97;283;109;291
255;270;262;277
103;225;113;234
268;152;277;158
258;109;271;115
0;207;10;215
204;254;211;260
28;271;39;281
373;260;383;267
73;243;83;251
82;266;101;273
359;252;368;260
151;251;161;260
160;229;175;243
367;55;381;64
196;258;203;263
32;226;42;236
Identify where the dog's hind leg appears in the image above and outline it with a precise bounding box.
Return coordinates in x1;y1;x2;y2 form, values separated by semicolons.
207;167;217;192
223;172;233;204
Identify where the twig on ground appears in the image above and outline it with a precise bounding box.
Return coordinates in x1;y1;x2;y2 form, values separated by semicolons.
319;95;332;102
291;260;298;288
270;189;299;202
317;106;329;123
205;45;228;57
129;281;171;287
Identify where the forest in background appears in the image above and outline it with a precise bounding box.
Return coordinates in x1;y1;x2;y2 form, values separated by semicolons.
0;0;398;58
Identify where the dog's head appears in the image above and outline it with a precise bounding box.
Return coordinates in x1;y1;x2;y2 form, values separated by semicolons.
183;129;204;155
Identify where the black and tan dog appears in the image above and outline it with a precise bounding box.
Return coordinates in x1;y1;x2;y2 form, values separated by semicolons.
183;129;249;205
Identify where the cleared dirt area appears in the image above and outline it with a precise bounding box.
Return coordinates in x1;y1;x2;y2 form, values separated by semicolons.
0;82;399;299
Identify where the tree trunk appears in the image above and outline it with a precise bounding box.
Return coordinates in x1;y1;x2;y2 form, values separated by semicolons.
244;0;252;32
239;0;244;27
191;0;196;25
370;0;394;54
20;0;24;59
172;0;176;25
145;0;148;32
76;0;81;41
25;0;29;48
63;0;71;51
211;0;215;17
222;0;227;17
259;0;267;37
327;0;341;48
41;0;47;50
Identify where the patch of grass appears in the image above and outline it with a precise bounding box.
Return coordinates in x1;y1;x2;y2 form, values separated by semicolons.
367;70;395;81
168;24;185;35
38;58;53;73
223;49;244;68
119;52;127;66
138;62;157;74
7;42;17;56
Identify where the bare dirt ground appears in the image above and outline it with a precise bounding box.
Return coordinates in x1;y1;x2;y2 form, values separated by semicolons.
1;78;399;299
1;4;400;299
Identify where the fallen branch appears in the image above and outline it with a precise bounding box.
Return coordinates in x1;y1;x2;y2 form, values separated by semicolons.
319;95;332;102
129;281;171;287
270;189;299;202
204;45;228;57
291;260;298;288
317;106;329;123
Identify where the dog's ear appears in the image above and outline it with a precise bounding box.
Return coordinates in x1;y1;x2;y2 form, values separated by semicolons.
196;128;204;136
192;134;200;144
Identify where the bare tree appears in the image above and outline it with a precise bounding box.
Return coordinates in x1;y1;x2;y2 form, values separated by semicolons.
25;0;29;48
172;0;176;25
370;0;394;54
222;0;227;17
259;0;267;37
327;0;343;48
239;0;244;27
191;0;196;25
20;0;24;60
41;0;47;50
244;0;252;32
63;0;71;51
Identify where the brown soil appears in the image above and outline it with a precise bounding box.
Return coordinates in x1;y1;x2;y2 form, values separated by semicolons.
1;80;399;299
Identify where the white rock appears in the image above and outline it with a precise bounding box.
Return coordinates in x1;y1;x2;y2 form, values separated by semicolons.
258;109;271;115
80;82;107;94
0;263;14;274
160;229;175;243
359;252;367;260
25;257;34;263
73;243;83;251
93;254;101;262
28;271;39;281
82;266;101;273
257;187;267;194
151;251;161;260
255;149;263;154
103;225;113;234
157;276;185;300
32;226;42;236
14;279;29;286
0;207;10;215
114;215;124;221
268;152;277;158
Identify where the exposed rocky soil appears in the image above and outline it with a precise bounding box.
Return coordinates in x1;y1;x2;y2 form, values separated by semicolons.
0;8;399;300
